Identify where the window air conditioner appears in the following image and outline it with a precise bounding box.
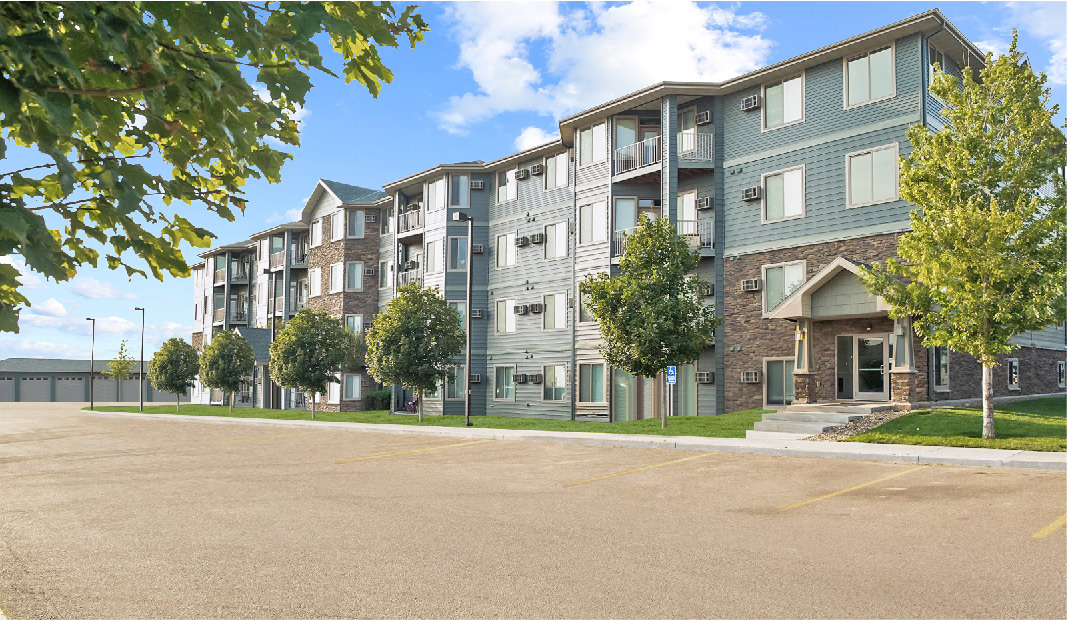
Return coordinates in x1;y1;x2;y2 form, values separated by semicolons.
364;213;376;222
741;94;761;111
516;169;531;180
740;371;761;383
515;236;531;247
741;187;761;201
529;302;544;314
515;373;529;384
405;260;419;270
530;163;544;176
695;110;711;125
741;279;761;292
470;309;483;319
469;374;482;384
530;373;544;384
364;267;377;276
530;233;545;244
696;196;712;210
514;304;530;315
696;371;714;384
472;244;485;254
469;179;485;190
701;282;714;296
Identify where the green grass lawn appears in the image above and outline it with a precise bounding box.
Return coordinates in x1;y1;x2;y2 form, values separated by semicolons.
87;404;769;438
847;397;1067;452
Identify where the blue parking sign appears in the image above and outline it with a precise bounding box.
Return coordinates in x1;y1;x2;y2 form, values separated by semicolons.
666;365;677;385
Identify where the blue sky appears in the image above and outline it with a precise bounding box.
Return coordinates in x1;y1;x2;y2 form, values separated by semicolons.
3;1;1065;361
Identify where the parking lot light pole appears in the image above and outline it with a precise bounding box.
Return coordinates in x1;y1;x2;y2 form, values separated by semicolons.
135;307;144;411
452;211;474;427
86;317;96;410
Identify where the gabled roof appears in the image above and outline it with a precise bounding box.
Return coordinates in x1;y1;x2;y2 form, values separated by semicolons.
766;257;891;320
319;179;388;204
233;326;272;363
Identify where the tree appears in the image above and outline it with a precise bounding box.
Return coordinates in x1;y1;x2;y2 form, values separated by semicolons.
199;329;255;413
148;337;199;411
269;309;347;419
342;328;367;373
365;284;464;423
859;33;1066;439
103;339;136;400
581;216;719;428
0;1;428;332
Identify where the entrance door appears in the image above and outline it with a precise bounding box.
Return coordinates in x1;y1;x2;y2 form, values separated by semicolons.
836;336;854;399
854;336;889;400
766;359;795;406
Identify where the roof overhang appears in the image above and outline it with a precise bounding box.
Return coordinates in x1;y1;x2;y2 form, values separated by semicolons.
383;162;488;193
250;221;308;240
197;241;253;259
767;257;892;320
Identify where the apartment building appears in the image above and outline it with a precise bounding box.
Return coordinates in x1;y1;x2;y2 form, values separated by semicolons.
191;10;1066;418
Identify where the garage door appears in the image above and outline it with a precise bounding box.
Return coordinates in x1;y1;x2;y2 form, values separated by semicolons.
0;376;14;402
20;376;51;402
55;376;85;401
118;379;140;402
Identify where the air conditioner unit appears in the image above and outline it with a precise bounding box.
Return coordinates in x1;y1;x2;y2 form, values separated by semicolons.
530;163;544;176
696;371;714;384
469;180;485;190
515;373;529;384
741;187;761;202
516;168;531;180
741;279;761;292
364;267;377;276
696;196;712;210
470;309;483;319
529;302;544;314
740;371;761;383
364;213;376;222
701;282;714;296
469;374;482;384
361;378;372;387
530;232;545;244
741;94;761;111
695;110;711;125
405;260;419;270
530;373;544;384
514;304;530;315
515;236;531;247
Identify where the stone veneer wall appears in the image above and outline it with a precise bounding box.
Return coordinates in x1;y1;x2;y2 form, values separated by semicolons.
190;332;203;351
926;346;1066;403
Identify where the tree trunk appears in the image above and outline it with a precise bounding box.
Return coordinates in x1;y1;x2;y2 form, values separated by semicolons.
982;363;995;439
417;389;423;423
229;391;233;414
311;392;316;420
176;392;180;413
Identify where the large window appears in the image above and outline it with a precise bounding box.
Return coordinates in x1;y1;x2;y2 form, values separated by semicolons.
310;219;322;247
495;232;516;268
381;209;392;234
846;46;894;107
764;74;803;129
1007;358;1020;390
579;202;607;244
331;211;344;242
578;363;606;403
579;292;595;323
496;168;517;203
448;301;466;333
543;364;566;401
578;122;606;166
928;43;946;86
446;365;465;400
543;292;567;330
448;237;468;272
451;174;469;207
763;166;805;222
425;240;441;273
329;262;343;294
345;261;363;292
763;261;805;312
345;314;363;334
347;210;364;238
378;261;389;288
933;347;950;391
495;299;515;334
427;177;447;211
309;267;322;297
343;374;361;400
545;152;568;189
848;144;898;207
494;366;515;400
545;221;568;259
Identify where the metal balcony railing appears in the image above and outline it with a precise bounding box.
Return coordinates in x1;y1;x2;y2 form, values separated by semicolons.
230;267;249;283
398;209;423;233
290;247;308;266
678;132;714;162
269;251;285;269
289;298;307;313
613;133;714;176
676;220;715;249
230;309;247;322
237;391;252;405
612;227;638;257
213;269;226;284
212;308;225;322
397;269;423;288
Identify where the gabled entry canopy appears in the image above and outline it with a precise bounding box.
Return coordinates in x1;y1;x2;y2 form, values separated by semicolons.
767;257;891;321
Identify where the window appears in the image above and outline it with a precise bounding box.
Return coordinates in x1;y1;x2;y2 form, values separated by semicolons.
347;210;364;238
1007;358;1020;390
848;144;898;207
446;365;465;400
345;314;363;334
331;211;344;242
328;262;342;294
763;166;805;222
578;122;607;166
345;261;363;291
933;347;950;391
310;219;322;247
495;299;515;334
928;43;946;85
496;168;517;203
579;201;607;244
343;374;361;400
448;236;468;271
846;46;894;107
309;267;322;297
424;379;440;400
545;221;568;259
427;177;446;211
494;366;515;400
327;376;340;404
381;209;392;234
451;174;469;207
764;74;803;129
378;261;389;288
763;261;805;312
1058;361;1065;388
448;301;466;333
543;292;567;330
765;358;795;406
579;292;595;323
545;152;568;189
543;364;566;401
425;240;441;273
578;363;606;403
495;232;516;268
679;107;696;152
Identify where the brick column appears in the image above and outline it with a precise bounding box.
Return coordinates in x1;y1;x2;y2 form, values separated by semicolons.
890;370;918;408
793;373;817;404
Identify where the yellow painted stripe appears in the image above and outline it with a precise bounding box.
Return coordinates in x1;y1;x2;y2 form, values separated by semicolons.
205;431;314;446
778;465;928;511
1033;513;1067;539
335;439;494;464
564;453;714;487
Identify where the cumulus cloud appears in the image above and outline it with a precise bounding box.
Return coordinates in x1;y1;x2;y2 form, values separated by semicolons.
70;277;137;300
971;39;1008;58
514;126;561;151
437;1;772;133
253;84;311;145
1005;1;1067;85
33;298;67;317
0;256;47;289
0;339;88;359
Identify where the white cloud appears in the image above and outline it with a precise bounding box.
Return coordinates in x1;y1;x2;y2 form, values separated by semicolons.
0;256;47;289
1005;1;1067;85
0;339;88;359
514;126;560;151
438;1;772;133
253;84;311;144
286;207;302;221
972;39;1008;58
34;298;67;317
70;277;137;300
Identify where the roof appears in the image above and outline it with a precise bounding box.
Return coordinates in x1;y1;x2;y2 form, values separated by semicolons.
249;221;308;240
319;179;387;204
197;240;254;259
233;327;272;363
0;358;150;373
382;162;490;192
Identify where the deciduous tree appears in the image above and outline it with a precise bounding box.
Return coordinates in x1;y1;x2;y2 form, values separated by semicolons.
148;337;199;411
200;329;255;413
103;339;135;400
269;309;347;419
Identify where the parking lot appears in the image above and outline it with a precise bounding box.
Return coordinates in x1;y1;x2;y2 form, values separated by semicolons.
1;403;1064;619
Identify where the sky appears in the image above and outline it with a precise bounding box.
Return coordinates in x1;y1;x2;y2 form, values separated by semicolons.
2;0;1065;362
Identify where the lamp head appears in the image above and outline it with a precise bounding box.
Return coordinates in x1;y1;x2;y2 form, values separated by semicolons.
135;307;144;311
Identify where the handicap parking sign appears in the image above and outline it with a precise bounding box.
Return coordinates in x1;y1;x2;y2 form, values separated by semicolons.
666;365;677;385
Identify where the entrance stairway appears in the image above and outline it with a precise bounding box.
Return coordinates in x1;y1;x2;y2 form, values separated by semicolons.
746;402;895;440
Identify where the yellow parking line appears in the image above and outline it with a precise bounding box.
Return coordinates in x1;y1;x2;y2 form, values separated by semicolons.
1033;513;1066;539
335;439;494;464
205;431;315;446
564;453;714;487
778;465;928;511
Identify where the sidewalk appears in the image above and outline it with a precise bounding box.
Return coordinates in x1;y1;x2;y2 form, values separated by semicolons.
89;410;1067;471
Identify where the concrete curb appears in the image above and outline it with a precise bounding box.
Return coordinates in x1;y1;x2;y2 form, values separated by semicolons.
87;410;1067;471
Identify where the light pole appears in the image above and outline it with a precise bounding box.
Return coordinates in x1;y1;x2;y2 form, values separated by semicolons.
86;317;96;410
135;307;145;411
452;211;474;427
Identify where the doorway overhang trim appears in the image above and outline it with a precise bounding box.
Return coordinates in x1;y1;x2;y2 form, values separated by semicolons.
766;256;892;320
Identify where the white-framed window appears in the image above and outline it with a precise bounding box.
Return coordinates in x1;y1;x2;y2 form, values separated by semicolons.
343;374;361;400
933;346;950;391
345;314;363;334
345;261;363;292
679;106;697;152
544;221;568;259
381;209;392;234
327;262;342;294
448;301;466;333
378;261;388;288
425;240;441;273
545;152;568;189
1057;360;1065;388
578;363;606;403
427;176;447;211
494;365;516;400
496;168;517;203
330;211;344;242
446;364;465;400
451;174;469;207
578;122;607;166
347;210;365;238
764;73;804;130
762;261;805;313
495;299;515;334
495;232;516;268
448;236;468;271
847;143;899;208
845;45;895;108
578;292;595;323
543;364;566;401
579;201;607;245
310;219;322;247
762;166;805;223
928;43;946;87
309;267;322;297
327;375;341;404
543;292;567;331
1007;358;1020;390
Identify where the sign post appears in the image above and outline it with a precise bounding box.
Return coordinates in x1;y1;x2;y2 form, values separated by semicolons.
665;365;677;429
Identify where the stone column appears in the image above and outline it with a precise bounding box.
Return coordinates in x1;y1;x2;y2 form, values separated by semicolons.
889;316;918;408
792;319;817;403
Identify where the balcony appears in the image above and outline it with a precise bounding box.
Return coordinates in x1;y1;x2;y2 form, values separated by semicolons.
230;309;247;323
269;296;284;315
613;132;714;178
213;269;226;285
612;220;714;257
290;246;308;267
397;268;423;288
269;251;285;270
212;307;225;323
230;266;249;284
614;135;662;175
210;389;224;404
397;208;423;234
289;298;308;314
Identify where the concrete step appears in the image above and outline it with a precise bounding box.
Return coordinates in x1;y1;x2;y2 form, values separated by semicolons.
783;403;894;414
752;420;841;434
762;412;866;424
744;430;811;441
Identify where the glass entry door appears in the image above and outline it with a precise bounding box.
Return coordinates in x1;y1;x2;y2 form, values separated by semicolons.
766;359;795;405
854;336;888;400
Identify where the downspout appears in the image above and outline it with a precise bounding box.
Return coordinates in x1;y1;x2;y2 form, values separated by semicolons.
570;152;578;421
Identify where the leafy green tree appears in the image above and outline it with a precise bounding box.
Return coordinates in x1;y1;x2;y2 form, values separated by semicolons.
269;309;347;419
859;33;1066;439
103;339;136;400
148;337;199;411
365;284;463;422
200;329;255;413
342;328;367;373
0;1;427;332
581;216;719;427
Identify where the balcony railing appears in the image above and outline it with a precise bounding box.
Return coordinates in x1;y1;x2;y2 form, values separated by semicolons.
237;390;252;405
213;308;225;322
269;251;285;269
290;391;306;410
613;132;714;175
397;268;423;288
612;227;637;257
678;132;714;162
289;298;307;313
213;269;226;284
290;247;308;267
398;209;423;233
230;267;249;283
230;309;247;322
613;220;714;257
210;389;224;403
270;296;284;315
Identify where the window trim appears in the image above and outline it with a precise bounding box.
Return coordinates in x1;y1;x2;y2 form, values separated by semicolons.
541;363;567;402
762;356;797;409
544;220;568;260
426;176;447;212
309;267;322;298
494;231;517;269
330;211;344;242
1007;358;1021;390
424;239;442;274
678;106;698;154
496;168;517;204
760;164;806;224
344;314;363;334
932;346;951;392
544;152;569;190
762;71;805;132
578;122;607;168
344;261;364;292
493;364;516;401
495;298;516;334
445;364;466;401
447;236;468;273
761;259;807;317
346;210;365;239
342;373;361;401
310;219;322;248
578;362;607;405
328;262;343;294
845;142;900;209
542;291;568;331
1057;360;1065;389
578;201;607;246
843;43;897;109
450;173;470;208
